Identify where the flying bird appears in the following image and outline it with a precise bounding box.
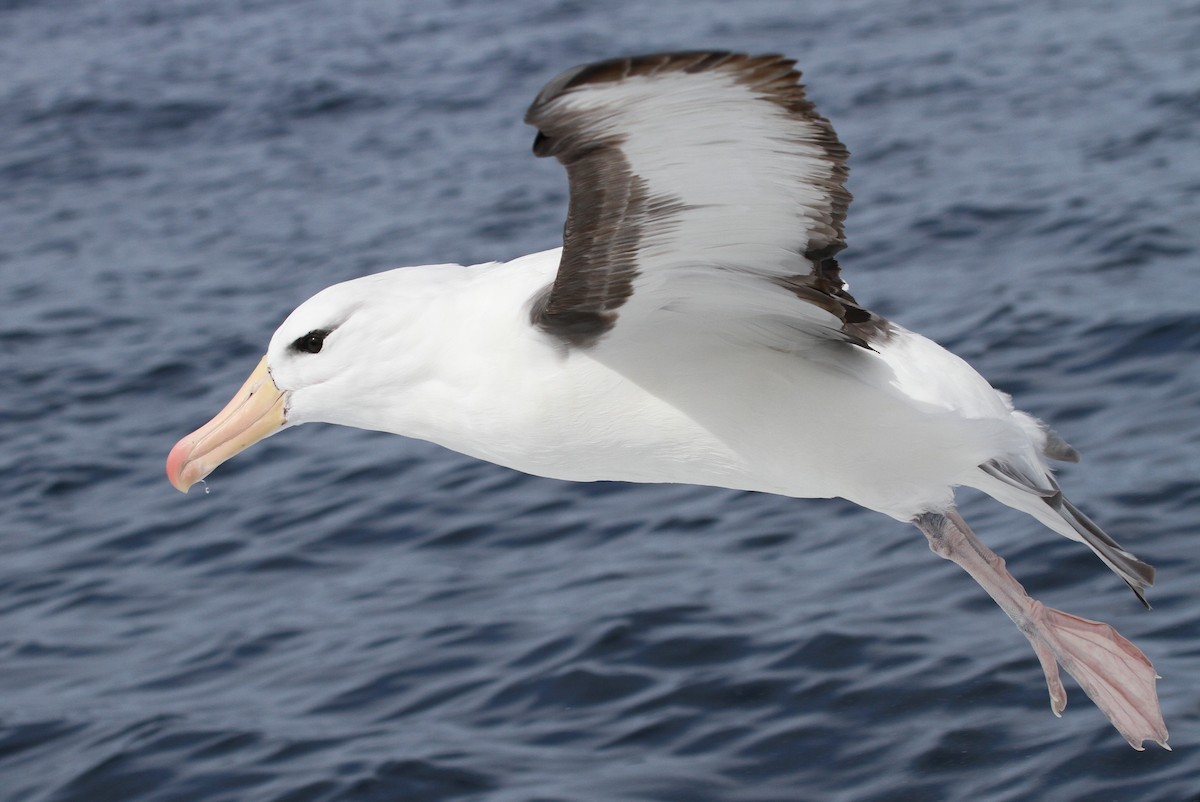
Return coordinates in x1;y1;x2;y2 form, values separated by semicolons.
166;51;1168;749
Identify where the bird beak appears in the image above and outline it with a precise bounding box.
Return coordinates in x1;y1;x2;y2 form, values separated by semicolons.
166;355;288;493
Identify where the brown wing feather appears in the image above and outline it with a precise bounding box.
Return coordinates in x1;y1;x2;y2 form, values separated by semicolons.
525;51;889;348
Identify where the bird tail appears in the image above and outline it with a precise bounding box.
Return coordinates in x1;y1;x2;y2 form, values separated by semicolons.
972;459;1155;608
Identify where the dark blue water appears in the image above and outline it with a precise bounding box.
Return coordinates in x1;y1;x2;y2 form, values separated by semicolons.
3;1;1198;800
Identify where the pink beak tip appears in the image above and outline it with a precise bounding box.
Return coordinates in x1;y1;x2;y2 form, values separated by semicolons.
166;438;196;493
164;355;284;496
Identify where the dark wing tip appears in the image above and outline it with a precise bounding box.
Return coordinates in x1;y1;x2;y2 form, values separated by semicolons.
527;52;738;124
526;51;815;131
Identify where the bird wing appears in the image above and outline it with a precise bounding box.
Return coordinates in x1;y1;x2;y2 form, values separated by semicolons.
524;51;888;351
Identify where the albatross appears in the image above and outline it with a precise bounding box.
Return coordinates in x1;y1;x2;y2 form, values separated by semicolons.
166;51;1168;749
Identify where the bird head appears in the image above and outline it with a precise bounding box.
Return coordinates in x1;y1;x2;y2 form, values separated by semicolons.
165;274;390;493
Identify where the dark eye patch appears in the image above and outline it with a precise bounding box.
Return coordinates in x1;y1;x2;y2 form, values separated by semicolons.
291;328;332;354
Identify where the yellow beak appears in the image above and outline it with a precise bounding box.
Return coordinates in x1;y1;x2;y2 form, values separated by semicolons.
166;356;288;493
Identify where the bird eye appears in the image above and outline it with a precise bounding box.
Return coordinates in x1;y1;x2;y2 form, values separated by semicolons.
291;329;331;354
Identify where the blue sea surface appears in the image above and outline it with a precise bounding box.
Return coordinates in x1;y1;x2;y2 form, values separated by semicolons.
2;1;1198;800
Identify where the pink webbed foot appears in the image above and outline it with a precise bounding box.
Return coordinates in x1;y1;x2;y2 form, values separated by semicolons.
914;510;1168;750
1024;602;1168;750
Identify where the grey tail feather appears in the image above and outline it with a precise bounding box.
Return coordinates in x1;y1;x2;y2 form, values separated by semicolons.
979;460;1154;608
1059;497;1155;609
1043;428;1080;463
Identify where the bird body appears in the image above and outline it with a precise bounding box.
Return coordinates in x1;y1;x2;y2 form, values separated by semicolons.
276;246;1039;520
166;52;1168;749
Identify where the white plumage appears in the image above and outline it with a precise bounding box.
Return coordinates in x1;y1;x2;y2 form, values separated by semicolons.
166;52;1167;749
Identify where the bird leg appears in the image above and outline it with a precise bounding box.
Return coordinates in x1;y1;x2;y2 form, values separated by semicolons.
913;510;1169;750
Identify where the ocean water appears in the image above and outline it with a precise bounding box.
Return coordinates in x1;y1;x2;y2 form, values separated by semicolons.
2;1;1199;800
